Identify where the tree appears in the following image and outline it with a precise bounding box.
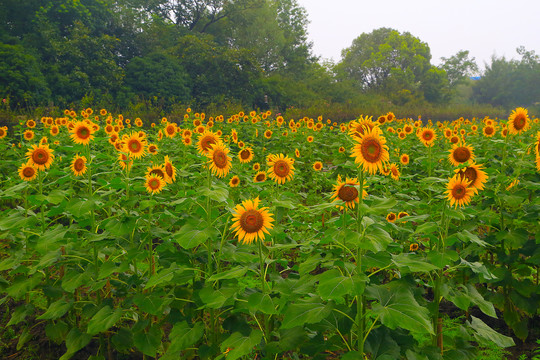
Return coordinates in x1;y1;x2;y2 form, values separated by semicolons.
440;50;478;87
337;28;435;103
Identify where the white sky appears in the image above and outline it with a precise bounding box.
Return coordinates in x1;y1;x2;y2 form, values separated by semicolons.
296;0;540;70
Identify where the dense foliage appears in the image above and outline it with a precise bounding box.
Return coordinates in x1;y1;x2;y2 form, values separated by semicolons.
1;0;539;116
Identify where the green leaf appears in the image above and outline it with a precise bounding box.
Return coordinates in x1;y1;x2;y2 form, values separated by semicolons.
341;351;363;360
365;327;401;360
392;253;440;272
366;283;434;335
36;225;69;253
415;222;439;235
67;198;96;217
59;327;92;360
281;299;333;329
457;230;490;247
7;304;34;326
45;321;69;344
174;225;218;249
218;330;263;360
362;197;398;214
317;269;354;301
468;316;515;348
62;271;89;293
133;325;162;357
17;326;32;351
460;259;497;280
363;225;393;252
6;274;43;299
207;266;247;282
87;305;123;335
299;254;322;276
247;292;276;314
144;264;179;289
111;328;133;352
465;284;496;318
0;256;20;271
273;199;296;209
37;298;72;320
133;293;166;315
200;186;229;203
166;321;204;354
198;286;237;309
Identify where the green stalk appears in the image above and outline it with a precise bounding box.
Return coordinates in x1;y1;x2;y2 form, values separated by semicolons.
355;169;365;354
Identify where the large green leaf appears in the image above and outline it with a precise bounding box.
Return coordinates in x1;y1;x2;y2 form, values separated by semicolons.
144;263;180;289
247;292;276;314
133;325;162;357
59;327;92;360
67;198;96;217
392;253;439;273
36;224;69;253
362;225;393;252
87;305;123;335
38;298;72;320
165;321;204;354
366;283;433;335
207;266;247;282
174;225;218;249
468;316;515;348
217;330;263;360
317;269;354;301
198;285;237;309
281;299;333;329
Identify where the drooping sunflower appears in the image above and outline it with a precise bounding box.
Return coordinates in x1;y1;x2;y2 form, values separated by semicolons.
508;107;531;135
417;127;437;147
238;147;254;164
230;197;274;245
267;153;295;184
313;161;323;171
389;163;400;181
146;165;170;183
197;130;220;155
117;153;133;170
23;130;35;141
409;243;419;251
351;126;390;175
446;174;477;208
448;141;475;167
123;131;147;159
70;120;95;145
386;212;397;223
295;148;300;158
229;175;240;187
163;155;177;183
145;174;166;194
349;116;377;138
400;154;410;165
455;162;488;191
26;144;54;171
71;154;87;176
330;175;367;211
253;171;267;183
207;141;232;178
534;131;540;158
18;162;38;181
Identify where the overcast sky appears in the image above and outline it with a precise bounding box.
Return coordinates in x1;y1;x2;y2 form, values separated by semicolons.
296;0;539;70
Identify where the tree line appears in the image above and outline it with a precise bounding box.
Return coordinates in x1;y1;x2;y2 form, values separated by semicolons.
1;0;539;117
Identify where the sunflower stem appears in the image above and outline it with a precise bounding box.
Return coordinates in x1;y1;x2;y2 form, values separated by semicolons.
355;169;365;354
38;169;45;234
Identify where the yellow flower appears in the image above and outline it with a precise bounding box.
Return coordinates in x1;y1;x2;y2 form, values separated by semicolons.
70;120;95;145
145;174;166;194
330;175;367;211
312;161;323;171
446;174;477;208
71;154;87;176
508;107;530;135
267;154;295;184
26;144;55;171
448;142;475;167
238;147;254;163
207;141;232;178
351;126;389;175
230;197;274;245
229;175;240;187
18;161;38;181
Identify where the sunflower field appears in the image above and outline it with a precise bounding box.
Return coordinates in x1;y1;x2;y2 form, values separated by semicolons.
0;107;539;360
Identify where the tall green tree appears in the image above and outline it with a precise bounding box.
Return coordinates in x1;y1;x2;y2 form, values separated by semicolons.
440;50;478;87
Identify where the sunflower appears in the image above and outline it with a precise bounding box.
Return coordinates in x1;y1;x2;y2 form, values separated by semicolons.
307;136;314;143
295;148;300;158
482;125;496;137
164;123;177;138
409;243;419;251
18;162;38;181
23;130;35;141
148;143;158;155
0;126;7;139
123;131;147;159
389;163;400;181
351;126;389;175
229;175;240;187
377;115;387;125
26;144;54;171
146;165;170;183
264;130;272;139
536;155;540;173
26;119;36;128
117;153;133;170
349;116;376;138
238;147;254;163
448;142;475;166
446;174;476;208
70;154;87;176
182;136;192;146
230;197;274;245
455;162;488;191
330;175;367;211
398;132;406;140
313;161;323;171
207;141;232;178
397;211;409;222
403;124;414;135
450;135;460;144
506;178;519;191
145;174;166;194
231;129;238;143
267;153;295;184
70;120;95;145
197;130;220;155
163;155;177;183
534;131;540;157
386;212;397;223
508;107;530;135
253;171;267;183
400;154;410;165
418;127;437;147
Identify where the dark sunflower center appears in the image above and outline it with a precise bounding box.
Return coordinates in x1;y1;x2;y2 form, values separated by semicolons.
361;138;381;162
450;136;459;144
453;147;470;163
0;129;4;136
315;163;321;169
129;139;141;152
514;114;526;130
213;150;228;168
338;185;358;202
423;131;433;141
388;213;396;221
485;126;494;135
452;185;466;199
23;167;35;178
274;160;290;177
32;149;48;165
255;173;265;182
165;163;173;177
78;127;90;139
240;149;251;160
74;158;85;171
463;167;477;185
150;169;165;178
149;145;157;153
239;209;264;233
201;136;216;152
232;177;239;185
149;178;160;189
391;167;399;176
166;126;175;135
